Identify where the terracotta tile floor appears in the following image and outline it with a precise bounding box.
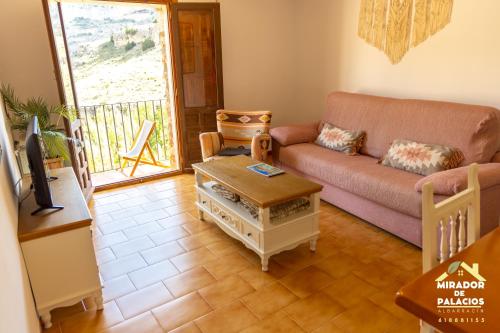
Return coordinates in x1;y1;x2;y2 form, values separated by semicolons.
44;174;421;333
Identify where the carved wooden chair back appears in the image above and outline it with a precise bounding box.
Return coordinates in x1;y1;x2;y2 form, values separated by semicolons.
420;163;480;333
422;163;480;273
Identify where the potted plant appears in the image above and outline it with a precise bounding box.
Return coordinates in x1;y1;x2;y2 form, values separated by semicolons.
1;84;73;170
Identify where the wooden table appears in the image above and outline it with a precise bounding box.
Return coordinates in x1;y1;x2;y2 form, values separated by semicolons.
18;168;102;329
396;227;500;333
192;155;323;271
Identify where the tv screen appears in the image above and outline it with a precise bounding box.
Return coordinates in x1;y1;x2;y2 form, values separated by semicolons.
25;116;63;215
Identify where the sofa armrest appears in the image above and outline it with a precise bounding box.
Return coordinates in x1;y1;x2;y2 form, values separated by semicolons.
199;132;224;161
270;122;319;146
415;163;500;195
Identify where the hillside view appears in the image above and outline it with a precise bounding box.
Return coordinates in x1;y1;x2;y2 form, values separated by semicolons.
49;2;176;176
53;2;167;106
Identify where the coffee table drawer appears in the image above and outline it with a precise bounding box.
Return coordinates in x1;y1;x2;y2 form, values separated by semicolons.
211;202;241;233
242;222;260;248
198;192;211;210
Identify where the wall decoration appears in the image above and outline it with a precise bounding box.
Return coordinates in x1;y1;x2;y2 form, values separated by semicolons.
358;0;454;64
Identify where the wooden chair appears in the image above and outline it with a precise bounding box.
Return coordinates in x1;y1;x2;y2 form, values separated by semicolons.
119;120;168;176
420;163;481;333
199;110;272;162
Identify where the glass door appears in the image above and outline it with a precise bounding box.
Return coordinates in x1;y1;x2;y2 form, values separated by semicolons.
44;0;180;189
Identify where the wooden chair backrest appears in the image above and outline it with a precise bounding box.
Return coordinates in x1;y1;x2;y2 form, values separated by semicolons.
422;163;480;273
215;110;272;149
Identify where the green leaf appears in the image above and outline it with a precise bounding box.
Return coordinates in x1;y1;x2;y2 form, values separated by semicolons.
448;261;462;275
42;130;70;161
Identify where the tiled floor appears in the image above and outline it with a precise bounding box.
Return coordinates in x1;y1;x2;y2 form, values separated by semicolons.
44;174;421;333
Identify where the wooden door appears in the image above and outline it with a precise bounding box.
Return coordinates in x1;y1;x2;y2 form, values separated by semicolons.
170;3;224;170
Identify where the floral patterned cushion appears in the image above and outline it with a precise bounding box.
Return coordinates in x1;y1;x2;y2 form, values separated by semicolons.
381;139;464;176
315;123;366;155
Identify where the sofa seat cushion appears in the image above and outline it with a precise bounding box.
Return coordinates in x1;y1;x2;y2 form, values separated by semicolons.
278;143;436;218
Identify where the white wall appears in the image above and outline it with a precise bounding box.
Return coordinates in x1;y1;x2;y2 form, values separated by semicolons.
296;0;500;114
294;0;340;122
0;0;60;105
0;97;40;333
0;4;55;330
216;0;299;125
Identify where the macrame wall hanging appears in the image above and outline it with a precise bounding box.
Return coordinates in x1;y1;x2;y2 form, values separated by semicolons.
358;0;454;64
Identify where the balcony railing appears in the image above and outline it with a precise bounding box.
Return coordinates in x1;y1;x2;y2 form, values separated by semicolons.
78;99;176;174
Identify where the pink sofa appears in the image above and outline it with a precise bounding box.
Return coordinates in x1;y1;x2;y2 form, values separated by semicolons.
270;92;500;247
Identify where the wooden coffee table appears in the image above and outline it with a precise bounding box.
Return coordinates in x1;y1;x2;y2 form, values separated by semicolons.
192;155;323;271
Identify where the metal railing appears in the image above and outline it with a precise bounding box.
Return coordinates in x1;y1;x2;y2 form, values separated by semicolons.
78;99;176;174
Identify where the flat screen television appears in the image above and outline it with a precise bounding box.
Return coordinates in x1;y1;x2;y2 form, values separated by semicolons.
25;116;63;215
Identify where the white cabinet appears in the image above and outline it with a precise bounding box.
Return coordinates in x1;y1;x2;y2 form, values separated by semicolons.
18;168;102;329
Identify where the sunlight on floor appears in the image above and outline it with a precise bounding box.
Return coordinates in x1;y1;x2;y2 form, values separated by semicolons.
91;164;178;188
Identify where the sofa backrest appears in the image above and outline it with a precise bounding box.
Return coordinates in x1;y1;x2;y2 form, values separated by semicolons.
323;92;500;165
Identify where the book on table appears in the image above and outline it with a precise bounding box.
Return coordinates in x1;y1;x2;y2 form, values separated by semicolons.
247;163;284;177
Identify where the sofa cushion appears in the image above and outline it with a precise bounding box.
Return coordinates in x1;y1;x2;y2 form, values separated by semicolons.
380;139;464;176
315;123;365;155
492;152;500;163
323;92;500;164
278;143;428;218
270;123;319;146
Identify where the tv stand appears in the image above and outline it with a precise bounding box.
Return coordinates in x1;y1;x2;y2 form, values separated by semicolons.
18;167;101;329
30;204;64;216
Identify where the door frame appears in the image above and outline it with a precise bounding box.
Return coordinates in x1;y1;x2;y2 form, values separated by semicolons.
42;0;95;198
170;2;224;170
41;0;183;191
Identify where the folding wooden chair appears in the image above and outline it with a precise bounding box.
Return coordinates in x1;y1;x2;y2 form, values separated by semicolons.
119;120;169;176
